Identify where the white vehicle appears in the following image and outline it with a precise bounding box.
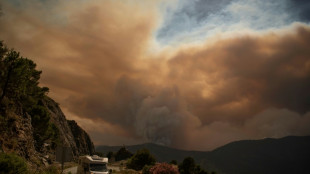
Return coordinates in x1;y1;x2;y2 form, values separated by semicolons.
77;155;110;174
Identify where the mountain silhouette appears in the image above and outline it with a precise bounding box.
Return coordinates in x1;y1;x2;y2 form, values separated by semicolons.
96;135;310;174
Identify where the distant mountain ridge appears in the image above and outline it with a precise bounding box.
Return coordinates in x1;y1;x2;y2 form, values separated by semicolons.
96;136;310;174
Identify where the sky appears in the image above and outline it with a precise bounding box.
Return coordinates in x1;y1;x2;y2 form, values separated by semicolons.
0;0;310;151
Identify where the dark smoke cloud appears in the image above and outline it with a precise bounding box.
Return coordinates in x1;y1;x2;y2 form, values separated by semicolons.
0;0;310;150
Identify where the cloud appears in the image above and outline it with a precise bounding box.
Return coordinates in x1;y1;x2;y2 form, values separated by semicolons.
156;0;310;45
0;0;310;150
183;109;310;150
290;0;310;21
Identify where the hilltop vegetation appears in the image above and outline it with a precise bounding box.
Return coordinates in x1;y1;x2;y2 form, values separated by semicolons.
107;147;213;174
0;41;60;151
0;40;95;173
127;149;156;171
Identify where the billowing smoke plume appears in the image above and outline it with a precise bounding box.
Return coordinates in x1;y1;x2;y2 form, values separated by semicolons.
1;0;310;150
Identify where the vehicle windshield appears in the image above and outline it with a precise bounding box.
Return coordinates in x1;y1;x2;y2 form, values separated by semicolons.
89;163;108;172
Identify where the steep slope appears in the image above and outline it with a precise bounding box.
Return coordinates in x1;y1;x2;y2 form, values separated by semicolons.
0;41;95;170
67;120;95;155
96;136;310;174
0;96;96;168
42;97;95;157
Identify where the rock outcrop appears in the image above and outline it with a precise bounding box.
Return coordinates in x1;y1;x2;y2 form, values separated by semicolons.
43;97;79;157
0;106;39;167
0;41;95;170
67;120;95;155
0;96;95;168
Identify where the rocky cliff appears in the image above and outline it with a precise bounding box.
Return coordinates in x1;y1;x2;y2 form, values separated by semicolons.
42;97;95;156
0;96;95;168
0;40;95;170
67;120;95;155
0;103;38;166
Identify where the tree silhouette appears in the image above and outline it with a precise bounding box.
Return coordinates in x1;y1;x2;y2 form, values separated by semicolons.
115;146;133;161
178;157;210;174
127;148;156;171
179;157;196;174
0;44;48;104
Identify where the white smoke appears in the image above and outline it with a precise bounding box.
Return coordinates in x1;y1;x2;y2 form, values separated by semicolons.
134;87;193;145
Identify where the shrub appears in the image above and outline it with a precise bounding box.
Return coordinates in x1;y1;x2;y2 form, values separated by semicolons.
115;147;133;161
41;165;60;174
178;157;210;174
194;165;208;174
0;152;29;174
142;165;153;174
149;163;179;174
126;149;156;171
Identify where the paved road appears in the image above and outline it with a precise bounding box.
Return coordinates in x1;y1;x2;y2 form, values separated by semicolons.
63;166;78;174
